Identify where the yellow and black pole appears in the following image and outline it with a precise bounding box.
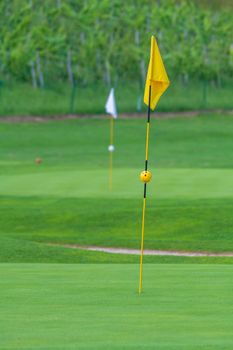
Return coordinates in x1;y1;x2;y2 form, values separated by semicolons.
138;35;170;294
139;85;152;295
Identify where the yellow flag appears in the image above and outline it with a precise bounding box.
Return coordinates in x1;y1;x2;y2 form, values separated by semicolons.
144;36;170;110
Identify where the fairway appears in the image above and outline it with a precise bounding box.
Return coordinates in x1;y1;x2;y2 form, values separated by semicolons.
1;264;232;350
0;116;233;262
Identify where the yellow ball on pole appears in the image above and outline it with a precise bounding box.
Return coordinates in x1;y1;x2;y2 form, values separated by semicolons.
140;170;152;183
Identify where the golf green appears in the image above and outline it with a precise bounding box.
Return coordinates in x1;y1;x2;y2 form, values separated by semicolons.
1;168;233;199
1;264;232;350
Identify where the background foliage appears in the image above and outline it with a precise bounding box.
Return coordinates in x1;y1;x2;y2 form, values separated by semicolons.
0;0;232;88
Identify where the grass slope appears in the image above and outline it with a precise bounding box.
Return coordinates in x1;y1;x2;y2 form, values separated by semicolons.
1;264;233;350
0;116;233;262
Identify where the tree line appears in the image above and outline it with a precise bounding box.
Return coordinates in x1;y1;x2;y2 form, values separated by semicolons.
0;0;232;88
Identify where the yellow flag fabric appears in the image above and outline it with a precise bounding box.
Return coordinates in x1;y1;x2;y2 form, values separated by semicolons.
144;36;170;110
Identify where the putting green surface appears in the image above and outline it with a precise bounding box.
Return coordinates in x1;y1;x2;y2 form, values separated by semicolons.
0;116;233;262
1;168;233;199
1;263;233;350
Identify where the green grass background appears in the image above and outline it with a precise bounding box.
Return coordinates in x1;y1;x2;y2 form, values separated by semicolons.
0;115;232;263
1;264;233;350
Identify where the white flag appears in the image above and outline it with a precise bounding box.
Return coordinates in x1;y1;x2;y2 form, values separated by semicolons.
105;88;117;119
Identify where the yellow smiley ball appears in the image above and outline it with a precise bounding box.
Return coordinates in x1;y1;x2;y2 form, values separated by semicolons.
140;170;152;183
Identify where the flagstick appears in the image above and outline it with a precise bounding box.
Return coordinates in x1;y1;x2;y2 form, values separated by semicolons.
139;85;151;295
109;116;114;190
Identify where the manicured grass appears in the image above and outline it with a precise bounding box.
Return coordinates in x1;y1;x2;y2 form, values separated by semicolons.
0;116;233;263
2;235;232;264
0;116;233;173
1;168;233;199
0;196;233;254
1;264;233;350
0;80;232;116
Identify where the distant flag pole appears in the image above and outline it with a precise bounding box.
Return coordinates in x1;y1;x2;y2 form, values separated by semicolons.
139;36;170;294
105;88;118;190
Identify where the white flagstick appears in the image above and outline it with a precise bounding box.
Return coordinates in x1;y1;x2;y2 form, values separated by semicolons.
105;88;117;190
